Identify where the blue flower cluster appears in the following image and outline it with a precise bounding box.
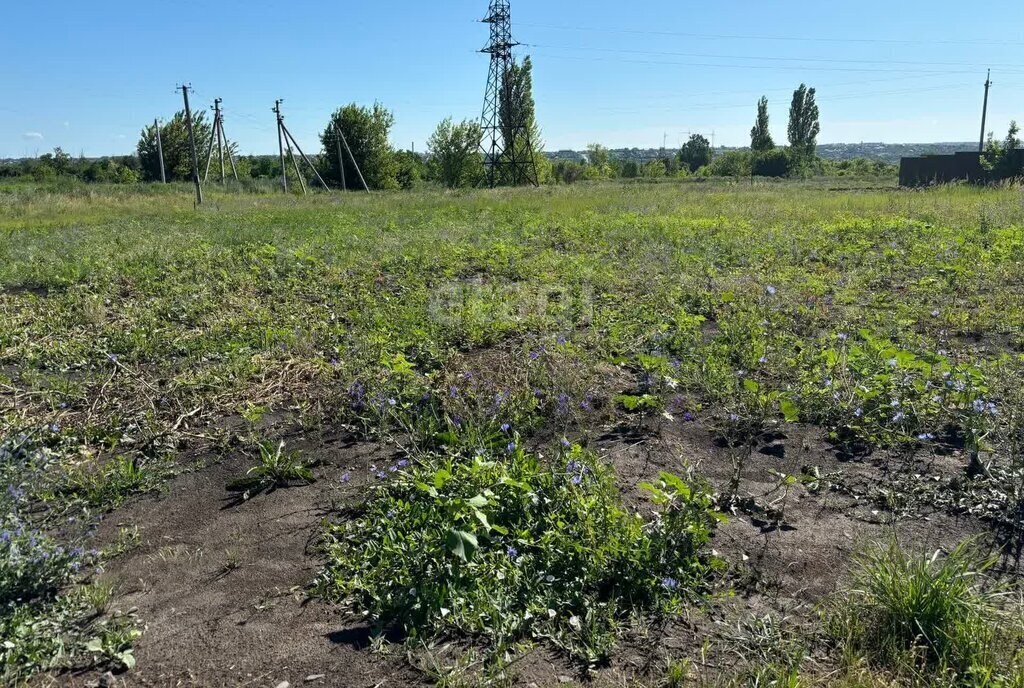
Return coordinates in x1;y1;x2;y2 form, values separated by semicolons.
1;514;93;607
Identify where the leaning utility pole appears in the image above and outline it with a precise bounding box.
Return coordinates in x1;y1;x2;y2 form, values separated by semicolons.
204;98;239;184
979;69;992;153
478;0;539;188
154;118;166;184
274;100;288;193
177;84;203;206
273;100;330;195
333;122;370;192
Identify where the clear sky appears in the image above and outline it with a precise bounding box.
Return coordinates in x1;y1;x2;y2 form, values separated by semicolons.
3;0;1023;158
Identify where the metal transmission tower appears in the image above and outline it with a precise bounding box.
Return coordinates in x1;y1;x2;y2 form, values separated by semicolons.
479;0;539;188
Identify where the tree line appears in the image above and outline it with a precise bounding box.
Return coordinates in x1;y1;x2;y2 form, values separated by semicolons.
20;78;1022;188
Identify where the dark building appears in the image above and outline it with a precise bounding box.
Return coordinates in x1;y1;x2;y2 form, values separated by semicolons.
899;150;1023;187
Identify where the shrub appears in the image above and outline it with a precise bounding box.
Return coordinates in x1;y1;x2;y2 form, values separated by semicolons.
317;446;722;663
827;539;1018;683
752;148;792;178
708;150;753;177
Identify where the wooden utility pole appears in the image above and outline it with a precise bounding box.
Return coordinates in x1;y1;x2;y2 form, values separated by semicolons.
274;100;288;193
334;128;347;191
215;99;225;183
979;70;992;153
203;102;218;183
178;84;203;206
280;120;330;191
154;118;166;184
334;122;370;192
203;98;238;184
272;100;330;194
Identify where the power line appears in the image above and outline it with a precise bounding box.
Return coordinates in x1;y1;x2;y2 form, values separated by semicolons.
517;21;1024;47
589;82;979;116
522;42;1024;71
553;72;973;105
528;51;1024;76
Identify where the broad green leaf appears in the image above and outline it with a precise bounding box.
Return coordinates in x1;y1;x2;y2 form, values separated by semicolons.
779;398;800;422
446;529;478;562
434;468;452;490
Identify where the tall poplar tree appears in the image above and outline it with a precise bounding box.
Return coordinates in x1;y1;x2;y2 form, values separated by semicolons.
750;97;775;152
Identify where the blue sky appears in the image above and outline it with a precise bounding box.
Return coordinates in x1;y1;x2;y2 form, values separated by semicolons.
3;0;1023;158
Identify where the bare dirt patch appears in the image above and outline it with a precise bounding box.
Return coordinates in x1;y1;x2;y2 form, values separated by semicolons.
40;413;1020;688
53;432;423;688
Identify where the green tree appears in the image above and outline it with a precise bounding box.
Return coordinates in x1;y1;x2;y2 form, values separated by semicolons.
426;118;484;188
585;143;612;178
787;84;821;160
137;111;213;183
394;150;427;190
751;148;792;177
678;134;712;173
497;56;549;185
553;160;585;184
319;103;398;190
981;121;1023;180
751;97;775;152
643;159;667;178
708;150;753;177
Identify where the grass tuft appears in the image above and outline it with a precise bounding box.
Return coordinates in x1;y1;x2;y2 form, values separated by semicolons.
828;538;1018;684
227;440;314;500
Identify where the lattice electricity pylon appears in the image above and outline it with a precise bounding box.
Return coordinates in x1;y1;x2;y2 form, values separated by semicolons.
479;0;539;188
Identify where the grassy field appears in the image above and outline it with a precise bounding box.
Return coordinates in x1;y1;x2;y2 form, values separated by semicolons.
2;179;1023;686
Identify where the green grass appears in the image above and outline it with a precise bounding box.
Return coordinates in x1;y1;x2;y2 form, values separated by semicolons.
828;540;1022;686
2;179;1024;682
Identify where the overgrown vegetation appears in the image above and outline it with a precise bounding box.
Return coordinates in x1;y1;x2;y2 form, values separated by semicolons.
2;180;1023;684
317;446;721;665
827;540;1024;686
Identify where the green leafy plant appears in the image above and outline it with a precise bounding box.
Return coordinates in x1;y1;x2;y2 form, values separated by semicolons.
317;446;722;665
227;441;314;500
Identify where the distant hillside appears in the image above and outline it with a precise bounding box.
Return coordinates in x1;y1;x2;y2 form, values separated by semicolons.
547;142;978;166
815;142;976;164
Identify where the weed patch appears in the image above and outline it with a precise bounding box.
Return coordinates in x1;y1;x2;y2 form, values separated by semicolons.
827;539;1020;685
317;445;722;665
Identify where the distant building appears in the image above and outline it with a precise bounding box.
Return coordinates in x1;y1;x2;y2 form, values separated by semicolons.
899;149;1023;187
